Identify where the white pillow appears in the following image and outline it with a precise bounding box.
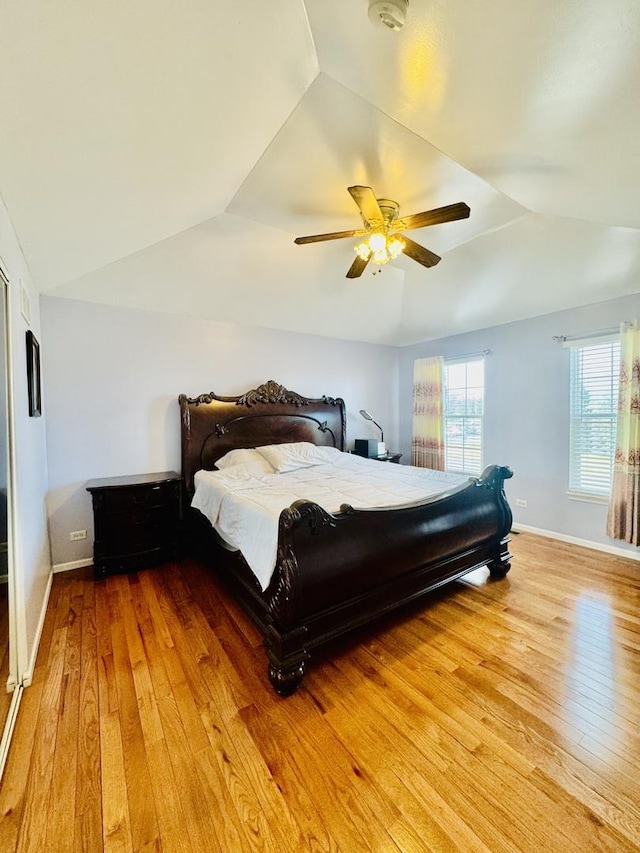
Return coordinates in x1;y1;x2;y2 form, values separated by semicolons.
215;448;275;474
255;442;342;473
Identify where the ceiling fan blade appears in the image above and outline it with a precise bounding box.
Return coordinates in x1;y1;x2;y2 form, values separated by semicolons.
294;229;364;245
346;254;370;279
348;186;384;228
400;202;470;231
402;236;441;268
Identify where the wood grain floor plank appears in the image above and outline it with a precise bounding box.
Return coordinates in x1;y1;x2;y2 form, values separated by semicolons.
238;702;343;852
45;586;83;852
219;710;308;851
99;710;134;853
14;626;68;853
284;734;379;852
107;580;161;852
196;700;276;851
155;692;225;853
96;582;134;853
144;737;195;853
74;596;103;853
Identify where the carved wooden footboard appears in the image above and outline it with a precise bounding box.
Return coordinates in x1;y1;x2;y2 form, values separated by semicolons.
262;464;512;694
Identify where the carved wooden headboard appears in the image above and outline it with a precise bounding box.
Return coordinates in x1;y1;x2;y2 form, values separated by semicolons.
179;380;346;496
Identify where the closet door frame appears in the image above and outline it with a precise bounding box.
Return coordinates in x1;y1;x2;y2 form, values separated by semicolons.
0;262;21;780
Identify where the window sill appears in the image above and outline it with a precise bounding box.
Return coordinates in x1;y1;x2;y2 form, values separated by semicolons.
566;491;610;505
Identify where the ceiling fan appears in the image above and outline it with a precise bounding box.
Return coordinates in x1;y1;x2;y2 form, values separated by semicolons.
294;185;470;279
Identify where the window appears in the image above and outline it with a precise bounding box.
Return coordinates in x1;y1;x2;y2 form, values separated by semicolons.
443;357;484;476
568;337;620;498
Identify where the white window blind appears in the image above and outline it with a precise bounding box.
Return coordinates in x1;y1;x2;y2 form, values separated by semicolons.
444;357;484;476
568;338;620;497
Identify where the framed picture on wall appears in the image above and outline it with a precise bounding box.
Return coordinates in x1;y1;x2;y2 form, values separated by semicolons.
26;330;42;417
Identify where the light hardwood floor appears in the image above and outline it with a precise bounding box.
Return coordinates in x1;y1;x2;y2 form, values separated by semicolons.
1;532;640;852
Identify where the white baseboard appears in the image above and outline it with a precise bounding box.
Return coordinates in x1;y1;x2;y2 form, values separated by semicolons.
511;523;640;562
21;570;53;687
52;557;93;574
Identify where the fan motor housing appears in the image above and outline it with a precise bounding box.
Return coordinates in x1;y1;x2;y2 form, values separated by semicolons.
377;199;400;225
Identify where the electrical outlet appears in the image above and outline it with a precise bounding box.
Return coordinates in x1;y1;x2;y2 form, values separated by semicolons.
69;529;87;541
515;499;527;508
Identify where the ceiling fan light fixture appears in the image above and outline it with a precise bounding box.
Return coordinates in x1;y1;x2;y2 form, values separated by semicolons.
368;0;409;31
368;232;387;252
355;234;385;265
387;236;405;258
355;242;372;261
355;232;405;266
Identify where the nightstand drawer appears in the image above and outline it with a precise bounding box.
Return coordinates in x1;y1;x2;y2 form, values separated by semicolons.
95;480;178;513
95;504;177;541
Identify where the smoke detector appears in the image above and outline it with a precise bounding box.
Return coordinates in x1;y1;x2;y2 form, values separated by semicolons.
368;0;409;31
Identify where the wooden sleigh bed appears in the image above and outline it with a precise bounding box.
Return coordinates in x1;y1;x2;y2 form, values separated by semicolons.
179;380;513;695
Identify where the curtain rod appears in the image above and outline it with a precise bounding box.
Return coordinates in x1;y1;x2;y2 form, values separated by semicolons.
447;348;491;360
553;326;620;343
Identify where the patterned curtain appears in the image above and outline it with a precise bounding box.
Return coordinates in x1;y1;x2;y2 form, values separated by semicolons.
412;356;445;470
607;321;640;544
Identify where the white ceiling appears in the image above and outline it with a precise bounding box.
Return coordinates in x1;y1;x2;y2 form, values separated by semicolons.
1;0;639;345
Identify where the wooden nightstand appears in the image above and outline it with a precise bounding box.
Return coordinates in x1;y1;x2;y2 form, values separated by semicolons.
86;471;182;580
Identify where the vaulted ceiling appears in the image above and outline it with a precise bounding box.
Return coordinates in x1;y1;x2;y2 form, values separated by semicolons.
1;0;639;345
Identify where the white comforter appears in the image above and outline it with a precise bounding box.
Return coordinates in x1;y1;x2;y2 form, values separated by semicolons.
191;453;467;591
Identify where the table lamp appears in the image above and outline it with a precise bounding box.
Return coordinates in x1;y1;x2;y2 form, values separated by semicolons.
359;409;386;456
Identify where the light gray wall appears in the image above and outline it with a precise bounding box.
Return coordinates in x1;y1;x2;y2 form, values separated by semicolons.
399;293;640;554
41;296;399;567
0;195;51;680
